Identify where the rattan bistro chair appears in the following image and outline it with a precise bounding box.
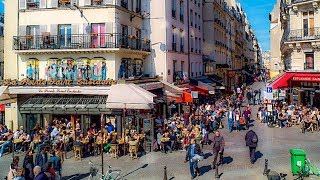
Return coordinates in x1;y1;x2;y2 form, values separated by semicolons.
129;141;139;160
110;144;119;159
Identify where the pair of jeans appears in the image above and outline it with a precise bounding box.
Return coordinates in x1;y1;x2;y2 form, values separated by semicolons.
0;141;12;155
235;121;240;131
228;119;233;132
189;159;198;177
249;147;256;162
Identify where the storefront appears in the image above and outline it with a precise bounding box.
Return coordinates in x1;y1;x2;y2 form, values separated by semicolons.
0;79;155;143
268;71;320;107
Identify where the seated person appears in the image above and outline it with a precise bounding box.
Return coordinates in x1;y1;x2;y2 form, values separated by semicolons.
0;130;13;157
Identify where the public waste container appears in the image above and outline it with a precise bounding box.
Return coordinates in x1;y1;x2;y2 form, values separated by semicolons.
289;149;306;175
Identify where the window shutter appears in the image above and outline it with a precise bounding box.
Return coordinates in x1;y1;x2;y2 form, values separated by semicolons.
128;0;133;11
19;0;26;9
39;0;47;8
19;26;27;36
50;24;58;35
72;24;79;35
71;0;79;6
40;25;47;34
84;0;91;6
103;0;113;5
51;0;58;8
105;22;113;34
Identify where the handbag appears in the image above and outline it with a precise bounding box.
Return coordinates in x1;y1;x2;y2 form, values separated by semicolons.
191;154;204;162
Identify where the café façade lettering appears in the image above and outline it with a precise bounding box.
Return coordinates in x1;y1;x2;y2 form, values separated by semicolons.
3;78;117;86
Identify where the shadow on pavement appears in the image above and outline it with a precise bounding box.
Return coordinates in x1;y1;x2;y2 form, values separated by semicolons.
122;163;148;178
223;156;233;165
204;152;212;159
199;165;212;176
256;151;263;161
62;172;90;180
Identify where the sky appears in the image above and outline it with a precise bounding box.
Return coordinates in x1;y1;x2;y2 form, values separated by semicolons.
237;0;277;51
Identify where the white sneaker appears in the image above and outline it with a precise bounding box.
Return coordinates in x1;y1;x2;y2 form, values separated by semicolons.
0;154;2;157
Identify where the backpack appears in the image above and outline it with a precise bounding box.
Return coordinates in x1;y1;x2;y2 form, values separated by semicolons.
252;133;258;143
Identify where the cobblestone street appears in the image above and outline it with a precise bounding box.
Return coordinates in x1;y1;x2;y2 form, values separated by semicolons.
1;83;320;180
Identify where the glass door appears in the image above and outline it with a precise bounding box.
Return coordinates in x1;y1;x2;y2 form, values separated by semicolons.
58;25;71;48
26;25;40;49
91;23;106;48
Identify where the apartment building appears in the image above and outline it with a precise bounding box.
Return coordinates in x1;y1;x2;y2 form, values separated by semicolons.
270;0;320;106
203;0;258;89
2;0;156;131
269;0;284;77
149;0;203;84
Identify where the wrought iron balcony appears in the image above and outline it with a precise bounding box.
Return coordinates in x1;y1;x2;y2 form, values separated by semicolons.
13;33;151;52
289;0;314;5
284;28;320;42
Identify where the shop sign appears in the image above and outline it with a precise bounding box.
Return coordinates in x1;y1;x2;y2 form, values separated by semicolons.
191;91;198;99
2;78;117;86
5;103;10;108
292;76;320;82
209;91;215;94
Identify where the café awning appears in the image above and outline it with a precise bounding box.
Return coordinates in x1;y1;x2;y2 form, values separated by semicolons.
20;95;109;114
106;84;156;110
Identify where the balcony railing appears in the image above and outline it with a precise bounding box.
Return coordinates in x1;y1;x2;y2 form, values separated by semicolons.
289;0;314;5
284;28;320;42
13;33;151;52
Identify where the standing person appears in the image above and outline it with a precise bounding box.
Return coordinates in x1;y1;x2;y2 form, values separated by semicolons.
227;107;235;133
34;166;49;180
258;89;262;104
23;149;34;180
48;150;62;177
235;109;241;132
245;130;259;164
0;129;13;157
184;138;201;179
212;131;225;169
35;147;48;169
243;105;251;130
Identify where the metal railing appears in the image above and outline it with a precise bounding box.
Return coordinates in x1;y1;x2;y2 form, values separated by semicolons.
284;28;320;42
289;0;314;5
13;33;151;51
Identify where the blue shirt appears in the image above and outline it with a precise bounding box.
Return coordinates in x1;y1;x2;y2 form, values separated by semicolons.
107;125;115;133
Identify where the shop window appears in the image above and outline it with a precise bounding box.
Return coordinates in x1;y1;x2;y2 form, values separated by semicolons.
26;58;40;80
118;58;143;79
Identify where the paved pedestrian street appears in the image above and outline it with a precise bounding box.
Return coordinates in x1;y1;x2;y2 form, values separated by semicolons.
1;84;320;180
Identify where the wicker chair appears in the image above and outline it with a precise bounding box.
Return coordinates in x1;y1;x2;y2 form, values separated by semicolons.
73;145;82;160
110;144;119;159
129;141;139;160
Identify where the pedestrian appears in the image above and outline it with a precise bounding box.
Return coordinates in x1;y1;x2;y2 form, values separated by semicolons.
33;166;49;180
245;130;259;164
13;167;25;180
243;105;251;130
48;150;62;177
43;162;56;180
23;149;34;180
227;107;235;133
184;138;201;179
7;163;17;180
35;147;48;169
235;109;241;132
212;131;225;169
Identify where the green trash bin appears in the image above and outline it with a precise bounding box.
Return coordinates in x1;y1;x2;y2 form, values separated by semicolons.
289;149;306;175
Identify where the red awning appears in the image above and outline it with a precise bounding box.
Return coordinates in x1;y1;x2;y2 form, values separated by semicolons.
193;86;209;96
269;72;294;89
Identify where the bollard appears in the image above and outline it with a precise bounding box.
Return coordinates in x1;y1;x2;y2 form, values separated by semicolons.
215;163;219;178
163;166;168;180
263;159;268;176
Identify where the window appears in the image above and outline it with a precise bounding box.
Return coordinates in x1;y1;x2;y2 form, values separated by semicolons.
119;58;143;79
121;0;128;9
303;11;314;37
27;0;39;9
181;61;184;73
190;9;193;26
180;30;184;52
26;25;40;48
199;38;201;53
173;60;177;73
180;0;184;22
172;0;177;18
191;36;194;52
195;12;197;28
172;27;177;51
121;25;128;47
58;25;71;48
26;58;39;80
198;14;201;30
305;53;314;69
191;62;194;77
195;37;198;53
91;23;106;48
136;0;141;13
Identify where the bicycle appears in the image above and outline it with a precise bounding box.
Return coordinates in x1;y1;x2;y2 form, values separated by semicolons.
88;160;123;180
